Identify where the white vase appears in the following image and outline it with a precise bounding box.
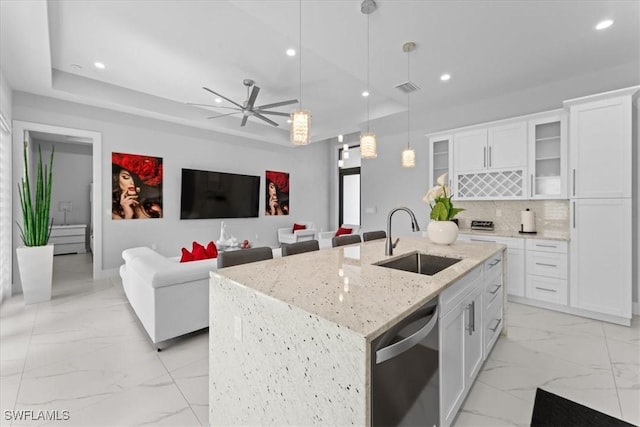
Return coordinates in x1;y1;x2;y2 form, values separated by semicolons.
16;244;54;305
427;221;459;245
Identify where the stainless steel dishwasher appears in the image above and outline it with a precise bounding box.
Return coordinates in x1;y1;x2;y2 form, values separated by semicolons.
371;296;439;427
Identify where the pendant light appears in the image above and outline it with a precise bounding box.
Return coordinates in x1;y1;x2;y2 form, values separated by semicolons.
402;42;416;168
360;0;377;159
290;0;311;145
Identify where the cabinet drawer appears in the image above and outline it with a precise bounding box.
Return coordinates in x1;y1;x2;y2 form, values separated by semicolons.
527;252;567;279
50;235;86;245
439;266;483;317
525;239;567;253
50;227;86;237
460;235;525;250
484;251;503;280
526;275;568;305
484;275;503;310
484;299;503;358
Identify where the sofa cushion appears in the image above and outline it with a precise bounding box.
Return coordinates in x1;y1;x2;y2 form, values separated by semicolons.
292;223;307;233
180;247;195;263
335;227;353;237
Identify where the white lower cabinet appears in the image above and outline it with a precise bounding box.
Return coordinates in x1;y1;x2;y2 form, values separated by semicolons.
525;239;569;306
440;251;504;427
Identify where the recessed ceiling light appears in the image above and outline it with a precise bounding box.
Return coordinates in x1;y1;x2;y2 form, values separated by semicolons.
94;62;106;69
362;91;370;97
286;48;296;56
215;98;222;103
440;74;451;81
595;19;614;30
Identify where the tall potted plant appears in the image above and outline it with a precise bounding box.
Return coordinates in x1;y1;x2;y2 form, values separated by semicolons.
16;141;55;304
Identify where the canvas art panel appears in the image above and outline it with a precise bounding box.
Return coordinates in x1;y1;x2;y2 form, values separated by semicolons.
112;152;163;220
265;170;289;216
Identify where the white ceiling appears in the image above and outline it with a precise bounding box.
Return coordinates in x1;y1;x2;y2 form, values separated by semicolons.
1;0;638;145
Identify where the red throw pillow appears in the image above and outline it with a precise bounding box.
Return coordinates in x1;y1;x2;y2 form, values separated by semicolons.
180;247;194;263
292;223;307;233
335;227;353;237
191;241;208;261
205;241;218;259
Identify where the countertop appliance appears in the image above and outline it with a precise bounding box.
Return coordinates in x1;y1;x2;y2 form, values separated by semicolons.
470;220;494;231
371;296;439;426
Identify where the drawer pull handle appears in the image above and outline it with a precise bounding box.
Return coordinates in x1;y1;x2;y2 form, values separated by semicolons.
535;244;557;248
489;284;501;295
489;318;502;333
535;286;557;293
535;262;557;267
471;238;496;243
488;259;501;267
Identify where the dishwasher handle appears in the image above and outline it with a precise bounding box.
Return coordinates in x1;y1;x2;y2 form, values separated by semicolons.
375;304;439;364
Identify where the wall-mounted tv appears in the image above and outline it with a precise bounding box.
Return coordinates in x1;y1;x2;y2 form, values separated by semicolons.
180;168;260;219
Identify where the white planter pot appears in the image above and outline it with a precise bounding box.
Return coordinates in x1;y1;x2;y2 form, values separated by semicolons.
427;221;459;245
16;244;54;304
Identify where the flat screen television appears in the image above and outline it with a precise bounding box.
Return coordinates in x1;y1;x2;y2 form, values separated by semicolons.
180;168;260;219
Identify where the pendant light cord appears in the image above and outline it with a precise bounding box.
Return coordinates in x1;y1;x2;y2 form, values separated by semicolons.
299;0;302;110
366;12;370;133
407;48;411;149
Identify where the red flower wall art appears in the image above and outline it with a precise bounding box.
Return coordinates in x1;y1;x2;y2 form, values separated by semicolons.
265;170;289;216
112;152;163;220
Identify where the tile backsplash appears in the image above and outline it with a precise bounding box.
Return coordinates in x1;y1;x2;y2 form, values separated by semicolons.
454;200;570;239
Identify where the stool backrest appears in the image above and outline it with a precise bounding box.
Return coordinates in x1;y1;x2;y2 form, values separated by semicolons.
362;230;387;241
281;240;320;257
217;247;273;268
331;234;362;248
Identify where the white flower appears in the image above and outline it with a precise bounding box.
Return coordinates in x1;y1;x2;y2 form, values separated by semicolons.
436;173;448;187
423;185;444;203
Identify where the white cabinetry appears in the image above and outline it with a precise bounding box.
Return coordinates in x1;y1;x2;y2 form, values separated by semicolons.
528;111;567;199
428;134;453;188
565;87;637;325
439;250;504;427
453;122;527;173
459;234;525;298
525;239;568;305
50;225;87;255
453;129;487;172
570;199;632;320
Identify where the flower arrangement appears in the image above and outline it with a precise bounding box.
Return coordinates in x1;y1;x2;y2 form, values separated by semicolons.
423;173;464;221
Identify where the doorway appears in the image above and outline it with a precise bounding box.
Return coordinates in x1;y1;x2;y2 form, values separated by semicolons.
338;144;361;226
11;121;102;296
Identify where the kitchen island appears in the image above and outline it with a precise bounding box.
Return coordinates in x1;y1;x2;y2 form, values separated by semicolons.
209;236;505;426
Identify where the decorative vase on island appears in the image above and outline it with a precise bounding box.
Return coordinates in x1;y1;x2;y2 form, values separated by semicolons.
427;220;459;245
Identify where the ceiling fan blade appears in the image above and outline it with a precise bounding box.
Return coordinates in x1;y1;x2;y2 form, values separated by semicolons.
255;99;298;110
246;86;260;110
207;111;242;120
187;103;242;111
240;115;249;127
252;112;279;127
257;110;290;117
202;87;244;109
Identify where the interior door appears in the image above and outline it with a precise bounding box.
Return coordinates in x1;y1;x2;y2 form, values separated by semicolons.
339;167;360;226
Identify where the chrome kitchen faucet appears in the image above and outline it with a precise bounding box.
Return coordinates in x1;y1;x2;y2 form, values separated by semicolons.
385;207;421;256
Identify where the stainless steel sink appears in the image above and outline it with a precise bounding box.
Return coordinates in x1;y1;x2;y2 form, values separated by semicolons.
374;251;462;276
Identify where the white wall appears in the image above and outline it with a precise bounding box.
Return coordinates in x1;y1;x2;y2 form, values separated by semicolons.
12;92;331;289
0;68;13;303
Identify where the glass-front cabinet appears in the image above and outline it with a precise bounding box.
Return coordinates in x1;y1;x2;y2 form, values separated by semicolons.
428;134;453;189
527;111;567;199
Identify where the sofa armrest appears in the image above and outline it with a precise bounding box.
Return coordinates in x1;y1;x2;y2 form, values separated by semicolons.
294;228;317;238
318;230;336;240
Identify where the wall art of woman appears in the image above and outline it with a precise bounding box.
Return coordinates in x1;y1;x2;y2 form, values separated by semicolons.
265;170;289;216
112;152;163;220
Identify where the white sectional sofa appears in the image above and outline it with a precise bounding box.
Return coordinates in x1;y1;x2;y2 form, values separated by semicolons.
120;247;217;348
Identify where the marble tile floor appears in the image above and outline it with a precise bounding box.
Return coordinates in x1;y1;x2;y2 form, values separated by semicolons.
1;253;638;426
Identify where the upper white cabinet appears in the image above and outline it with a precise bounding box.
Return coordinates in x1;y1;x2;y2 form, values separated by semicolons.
428;134;453;189
453;121;527;173
528;111;567;199
567;93;633;199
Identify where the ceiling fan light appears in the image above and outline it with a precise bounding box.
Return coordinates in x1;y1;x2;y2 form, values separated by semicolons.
402;147;416;168
290;110;311;145
360;132;377;158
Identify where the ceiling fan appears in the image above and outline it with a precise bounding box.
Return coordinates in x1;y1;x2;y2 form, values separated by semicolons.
189;79;298;127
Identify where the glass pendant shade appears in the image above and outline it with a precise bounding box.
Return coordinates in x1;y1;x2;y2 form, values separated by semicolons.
343;151;350;160
402;147;416;168
360;132;377;159
338;159;344;168
290;110;311;145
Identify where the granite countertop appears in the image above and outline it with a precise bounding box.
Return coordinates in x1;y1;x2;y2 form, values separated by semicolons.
211;236;504;342
458;228;569;241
